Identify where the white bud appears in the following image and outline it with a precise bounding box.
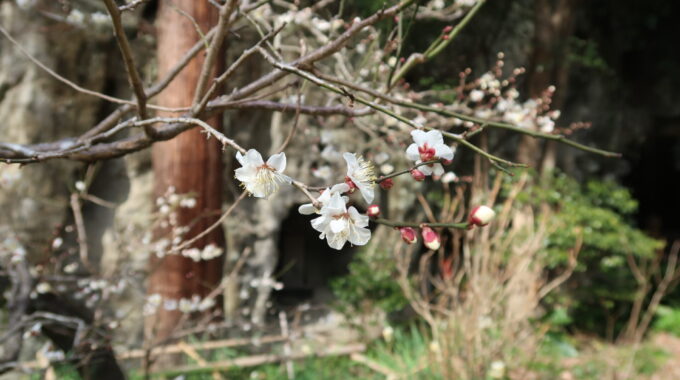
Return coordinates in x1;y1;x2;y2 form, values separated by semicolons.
469;205;496;227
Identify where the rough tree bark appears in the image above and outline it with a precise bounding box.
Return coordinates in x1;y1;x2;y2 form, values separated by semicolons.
147;1;225;343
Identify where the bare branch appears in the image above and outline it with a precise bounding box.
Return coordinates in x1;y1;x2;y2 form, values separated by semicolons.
102;0;154;136
192;0;239;108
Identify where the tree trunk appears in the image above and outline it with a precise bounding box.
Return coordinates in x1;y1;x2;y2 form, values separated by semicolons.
516;0;577;170
147;0;224;344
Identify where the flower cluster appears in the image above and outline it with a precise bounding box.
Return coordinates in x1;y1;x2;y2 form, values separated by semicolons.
143;293;216;316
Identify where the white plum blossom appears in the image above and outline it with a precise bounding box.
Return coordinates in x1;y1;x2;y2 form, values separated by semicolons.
235;149;290;198
343;152;376;204
311;192;371;250
537;115;555;133
469;89;485;102
298;183;350;215
406;130;455;176
201;244;223;260
441;172;458;183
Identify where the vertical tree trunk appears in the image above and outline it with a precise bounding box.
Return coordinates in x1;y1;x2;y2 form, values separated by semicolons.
516;0;577;170
147;1;224;343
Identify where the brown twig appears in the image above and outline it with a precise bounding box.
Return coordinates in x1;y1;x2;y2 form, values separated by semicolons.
102;0;154;136
171;192;247;253
192;0;239;109
194;24;286;116
70;193;94;273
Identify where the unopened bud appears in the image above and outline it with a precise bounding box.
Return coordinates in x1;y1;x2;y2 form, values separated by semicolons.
410;169;426;181
421;226;440;250
443;25;453;34
399;227;418;244
367;205;380;218
468;205;496;227
379;178;394;190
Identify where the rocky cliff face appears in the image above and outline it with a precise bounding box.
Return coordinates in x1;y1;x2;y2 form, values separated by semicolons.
0;2;107;258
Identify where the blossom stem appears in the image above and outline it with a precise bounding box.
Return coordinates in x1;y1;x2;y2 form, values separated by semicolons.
257;48;522;168
377;159;441;182
312;72;622;158
373;218;468;229
291;180;321;209
390;0;486;87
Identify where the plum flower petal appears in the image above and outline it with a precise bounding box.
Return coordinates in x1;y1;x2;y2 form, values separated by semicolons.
234;149;291;198
266;152;286;172
298;183;350;215
343;152;376;204
310;192;371;250
405;130;455;177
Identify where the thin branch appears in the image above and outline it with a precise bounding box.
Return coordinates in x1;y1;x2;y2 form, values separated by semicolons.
276;84;303;153
0;24;191;114
373;218;468;229
0;101;367;163
192;0;239;109
0;1;413;164
119;0;149;12
390;0;486;87
315;71;622;158
148;27;218;99
220;0;417;103
171;192;247;253
102;0;154;137
378;159;442;182
0;24;135;106
194;24;286;116
71;193;94;273
258;48;522;168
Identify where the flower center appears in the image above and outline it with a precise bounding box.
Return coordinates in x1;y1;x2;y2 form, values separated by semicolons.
418;144;437;162
332;212;350;220
353;156;377;185
252;164;285;196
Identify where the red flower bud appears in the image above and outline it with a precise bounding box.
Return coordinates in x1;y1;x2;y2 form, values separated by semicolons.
379;178;394;190
468;205;496;227
399;227;418;244
421;226;441;250
367;205;380;218
410;169;426;181
344;176;357;194
443;25;454;34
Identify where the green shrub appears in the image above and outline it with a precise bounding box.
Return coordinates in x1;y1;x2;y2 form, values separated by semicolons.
330;247;408;317
506;171;664;337
652;305;680;336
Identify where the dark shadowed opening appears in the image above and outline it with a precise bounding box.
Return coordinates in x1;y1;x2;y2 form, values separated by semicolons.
274;205;358;306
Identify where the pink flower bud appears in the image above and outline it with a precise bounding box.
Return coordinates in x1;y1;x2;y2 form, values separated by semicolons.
421;226;440;250
410;169;426;181
367;205;380;218
399;227;418;244
344;176;357;194
379;178;394;190
443;25;453;34
468;205;496;227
